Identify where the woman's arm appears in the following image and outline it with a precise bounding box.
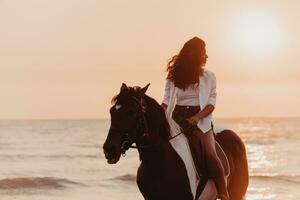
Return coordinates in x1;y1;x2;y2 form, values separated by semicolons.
161;79;172;110
186;104;215;125
196;104;215;119
207;72;217;107
187;72;217;125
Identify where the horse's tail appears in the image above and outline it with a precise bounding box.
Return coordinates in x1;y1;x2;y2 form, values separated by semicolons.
216;130;249;200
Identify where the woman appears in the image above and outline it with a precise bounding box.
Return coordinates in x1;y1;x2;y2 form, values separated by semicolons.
161;37;229;200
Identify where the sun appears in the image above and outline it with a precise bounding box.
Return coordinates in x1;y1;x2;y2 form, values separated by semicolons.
230;11;285;59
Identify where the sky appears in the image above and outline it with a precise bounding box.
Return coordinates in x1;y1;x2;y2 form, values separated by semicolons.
0;0;299;119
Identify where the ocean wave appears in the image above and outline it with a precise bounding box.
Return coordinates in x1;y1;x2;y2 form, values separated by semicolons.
0;154;100;160
109;174;136;182
251;174;300;184
109;174;300;185
0;177;80;189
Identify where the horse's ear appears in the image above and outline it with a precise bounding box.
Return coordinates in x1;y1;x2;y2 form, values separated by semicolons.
120;83;128;92
140;83;150;95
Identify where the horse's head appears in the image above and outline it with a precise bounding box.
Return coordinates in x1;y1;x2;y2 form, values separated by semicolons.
103;83;151;164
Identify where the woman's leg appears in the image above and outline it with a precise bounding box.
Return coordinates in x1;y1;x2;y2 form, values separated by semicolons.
198;130;229;200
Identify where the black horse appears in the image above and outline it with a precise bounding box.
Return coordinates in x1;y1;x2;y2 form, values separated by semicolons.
103;83;249;200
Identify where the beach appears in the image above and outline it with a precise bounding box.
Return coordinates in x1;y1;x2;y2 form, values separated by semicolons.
0;118;299;200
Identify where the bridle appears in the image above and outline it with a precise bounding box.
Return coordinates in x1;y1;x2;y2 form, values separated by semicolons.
109;95;156;156
110;95;183;156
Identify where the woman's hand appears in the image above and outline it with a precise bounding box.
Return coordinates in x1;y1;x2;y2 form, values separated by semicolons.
186;114;201;126
186;105;215;125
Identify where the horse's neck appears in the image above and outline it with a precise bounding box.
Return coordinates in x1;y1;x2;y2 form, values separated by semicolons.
137;137;168;164
138;105;171;165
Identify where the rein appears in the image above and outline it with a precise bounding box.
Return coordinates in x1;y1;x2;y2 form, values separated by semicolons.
127;130;183;149
129;96;184;145
169;130;184;140
124;130;183;149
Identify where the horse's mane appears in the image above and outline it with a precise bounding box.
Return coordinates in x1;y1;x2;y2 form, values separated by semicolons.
111;88;171;140
142;95;171;140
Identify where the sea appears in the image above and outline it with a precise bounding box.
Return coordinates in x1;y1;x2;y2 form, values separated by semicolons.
0;118;299;200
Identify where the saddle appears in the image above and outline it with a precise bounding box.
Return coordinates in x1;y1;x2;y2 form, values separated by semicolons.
182;125;230;180
190;140;230;179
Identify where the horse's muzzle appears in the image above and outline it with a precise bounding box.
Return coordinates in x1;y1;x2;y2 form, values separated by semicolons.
103;145;120;164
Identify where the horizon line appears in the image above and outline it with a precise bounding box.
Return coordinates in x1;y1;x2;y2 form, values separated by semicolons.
1;116;300;121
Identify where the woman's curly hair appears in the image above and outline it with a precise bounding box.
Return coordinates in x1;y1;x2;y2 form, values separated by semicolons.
167;37;207;90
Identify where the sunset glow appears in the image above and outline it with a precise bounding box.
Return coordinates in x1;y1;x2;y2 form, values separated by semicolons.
0;1;299;119
231;10;285;59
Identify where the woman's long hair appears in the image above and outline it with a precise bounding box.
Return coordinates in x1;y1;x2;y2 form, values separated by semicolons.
167;37;207;90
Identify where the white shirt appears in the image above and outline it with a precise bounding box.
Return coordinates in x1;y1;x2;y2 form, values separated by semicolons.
176;84;200;106
162;69;217;133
